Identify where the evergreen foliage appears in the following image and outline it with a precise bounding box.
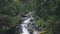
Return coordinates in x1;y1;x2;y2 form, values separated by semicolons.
0;0;60;34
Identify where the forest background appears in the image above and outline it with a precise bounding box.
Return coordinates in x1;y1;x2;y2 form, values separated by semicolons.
0;0;60;34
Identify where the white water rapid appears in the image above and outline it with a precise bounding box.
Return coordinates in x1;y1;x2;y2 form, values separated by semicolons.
20;13;40;34
20;13;34;34
20;19;31;34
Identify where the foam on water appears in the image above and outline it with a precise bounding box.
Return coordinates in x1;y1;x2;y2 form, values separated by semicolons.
20;15;32;34
20;12;38;34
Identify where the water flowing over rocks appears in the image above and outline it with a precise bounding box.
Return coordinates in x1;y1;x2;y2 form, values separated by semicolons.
15;12;43;34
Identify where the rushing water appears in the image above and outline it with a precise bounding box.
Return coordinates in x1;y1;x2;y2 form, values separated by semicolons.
20;13;40;34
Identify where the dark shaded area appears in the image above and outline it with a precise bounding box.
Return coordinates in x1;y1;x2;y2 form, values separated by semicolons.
0;27;15;34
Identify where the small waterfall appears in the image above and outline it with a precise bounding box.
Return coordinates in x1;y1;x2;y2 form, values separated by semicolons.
18;12;42;34
20;18;32;34
20;13;34;34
